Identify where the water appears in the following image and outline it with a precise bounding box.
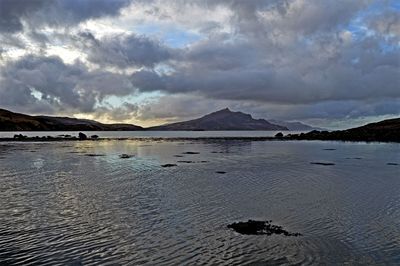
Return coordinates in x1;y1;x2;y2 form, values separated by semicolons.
0;130;302;139
0;139;399;265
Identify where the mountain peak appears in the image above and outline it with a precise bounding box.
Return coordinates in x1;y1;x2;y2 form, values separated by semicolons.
150;108;288;131
216;107;232;113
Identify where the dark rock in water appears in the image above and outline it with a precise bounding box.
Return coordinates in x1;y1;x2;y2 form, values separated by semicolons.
310;162;335;166
161;164;177;168
182;151;200;154
13;134;27;140
227;220;302;236
346;157;362;160
275;132;284;138
216;171;227;174
120;154;134;159
84;154;105;157
177;160;209;164
323;148;336;151
91;135;99;139
78;132;87;140
174;155;184;157
387;163;399;166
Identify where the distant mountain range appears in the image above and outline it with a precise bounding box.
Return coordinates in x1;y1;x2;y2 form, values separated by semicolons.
1;107;399;142
269;119;324;131
149;108;287;131
0;108;143;131
0;107;318;131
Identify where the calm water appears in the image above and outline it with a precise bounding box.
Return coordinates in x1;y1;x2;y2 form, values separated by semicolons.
0;130;302;139
0;139;399;265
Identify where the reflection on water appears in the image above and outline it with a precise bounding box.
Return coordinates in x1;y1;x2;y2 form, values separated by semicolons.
0;140;399;265
0;130;305;139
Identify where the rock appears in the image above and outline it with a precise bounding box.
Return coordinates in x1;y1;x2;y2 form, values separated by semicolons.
323;148;336;151
275;132;284;138
84;154;105;157
78;132;87;140
13;134;27;140
119;154;133;159
227;220;301;236
174;155;184;157
182;151;200;154
177;160;195;163
310;162;335;166
91;135;99;139
216;171;227;174
387;163;399;166
161;164;177;168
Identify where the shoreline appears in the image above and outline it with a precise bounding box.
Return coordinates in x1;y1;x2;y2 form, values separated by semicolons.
0;136;399;143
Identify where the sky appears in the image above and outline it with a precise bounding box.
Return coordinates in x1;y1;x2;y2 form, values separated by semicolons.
0;0;399;129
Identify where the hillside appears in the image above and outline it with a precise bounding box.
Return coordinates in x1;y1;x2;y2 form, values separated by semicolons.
0;109;142;131
148;108;288;131
286;118;400;142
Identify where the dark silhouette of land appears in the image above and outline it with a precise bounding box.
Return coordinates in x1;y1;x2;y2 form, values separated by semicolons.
283;118;400;142
1;107;325;131
0;108;142;131
1;108;399;142
148;108;288;131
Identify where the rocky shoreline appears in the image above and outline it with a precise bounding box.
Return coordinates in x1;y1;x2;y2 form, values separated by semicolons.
1;132;398;143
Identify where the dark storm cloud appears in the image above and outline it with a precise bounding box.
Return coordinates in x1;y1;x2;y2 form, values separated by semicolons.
0;0;131;33
0;55;135;113
131;36;399;104
0;0;49;33
77;32;172;68
0;0;399;124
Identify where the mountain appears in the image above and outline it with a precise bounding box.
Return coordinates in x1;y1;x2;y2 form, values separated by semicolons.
0;108;143;131
148;108;288;131
287;118;400;142
269;119;324;131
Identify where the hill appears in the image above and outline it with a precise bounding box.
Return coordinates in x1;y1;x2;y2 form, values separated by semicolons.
0;108;142;131
148;108;288;131
286;118;400;142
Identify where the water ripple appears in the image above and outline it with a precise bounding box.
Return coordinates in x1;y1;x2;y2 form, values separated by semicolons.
0;140;399;264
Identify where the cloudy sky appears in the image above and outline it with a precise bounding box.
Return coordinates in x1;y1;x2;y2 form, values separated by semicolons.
0;0;399;128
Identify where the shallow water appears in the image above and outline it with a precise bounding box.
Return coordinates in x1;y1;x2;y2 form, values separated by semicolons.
0;130;303;139
0;140;399;265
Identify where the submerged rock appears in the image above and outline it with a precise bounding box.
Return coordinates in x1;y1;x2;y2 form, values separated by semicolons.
387;163;399;166
177;160;209;164
216;171;227;174
310;162;335;166
182;151;200;154
84;154;105;157
119;154;134;159
227;220;301;236
323;148;336;151
161;164;177;168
